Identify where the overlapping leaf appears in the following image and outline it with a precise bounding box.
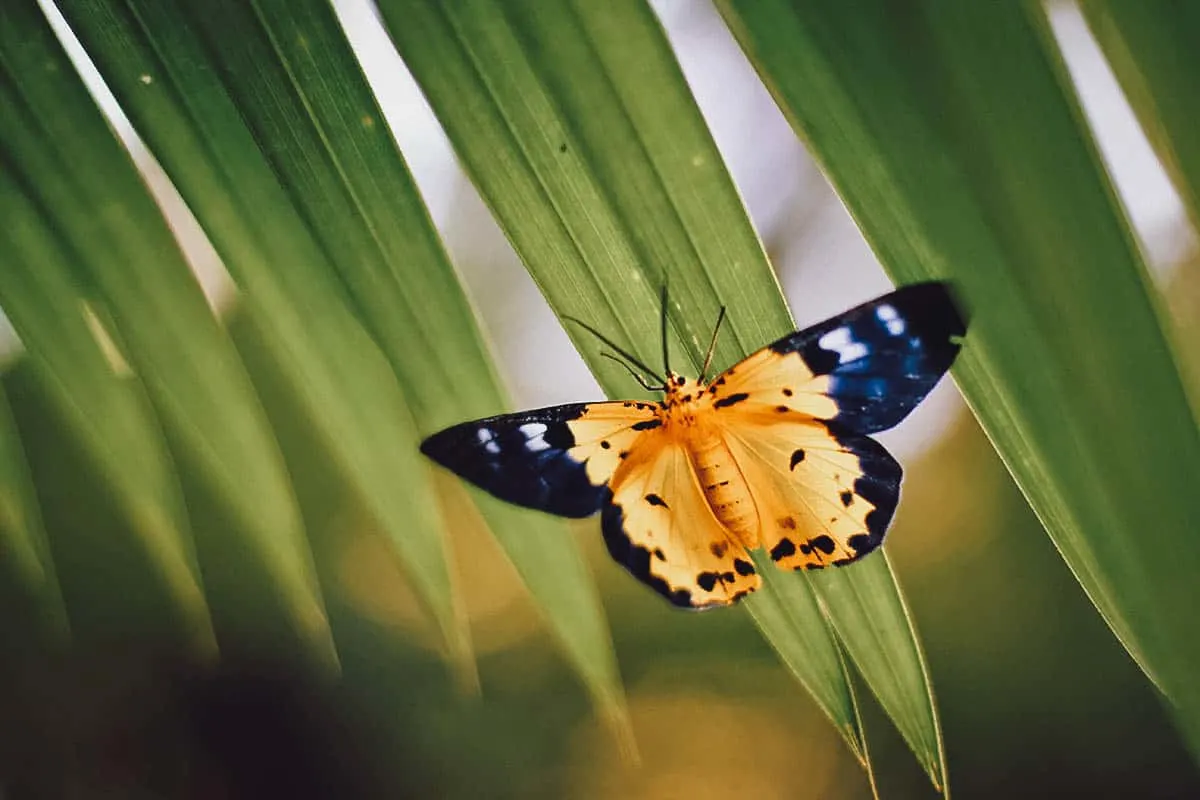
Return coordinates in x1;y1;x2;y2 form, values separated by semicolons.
719;0;1200;758
4;0;338;669
53;0;474;674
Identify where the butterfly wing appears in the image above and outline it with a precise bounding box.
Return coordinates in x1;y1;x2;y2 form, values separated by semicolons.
602;435;761;609
709;282;966;434
708;281;963;570
721;419;901;571
420;401;661;518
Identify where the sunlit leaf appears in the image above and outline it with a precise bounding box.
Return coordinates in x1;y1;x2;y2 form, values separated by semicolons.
719;0;1200;757
1081;2;1200;232
56;0;471;676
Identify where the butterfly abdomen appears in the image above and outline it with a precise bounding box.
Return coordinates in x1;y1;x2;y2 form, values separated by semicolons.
687;432;758;545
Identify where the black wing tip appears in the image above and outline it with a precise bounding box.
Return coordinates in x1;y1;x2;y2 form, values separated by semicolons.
893;280;969;339
418;427;453;466
419;421;486;470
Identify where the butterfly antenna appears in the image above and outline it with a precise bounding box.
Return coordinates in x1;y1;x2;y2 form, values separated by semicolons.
562;315;665;384
659;282;671;377
700;306;727;381
600;352;665;392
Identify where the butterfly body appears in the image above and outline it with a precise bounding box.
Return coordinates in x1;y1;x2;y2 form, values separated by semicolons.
421;283;967;610
632;374;761;543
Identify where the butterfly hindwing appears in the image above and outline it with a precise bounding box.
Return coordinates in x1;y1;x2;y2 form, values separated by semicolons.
722;419;901;572
602;438;761;609
710;282;965;434
419;401;660;518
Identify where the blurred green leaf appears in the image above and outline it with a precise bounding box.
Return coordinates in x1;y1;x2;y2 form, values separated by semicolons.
1081;2;1200;234
188;0;626;728
0;140;212;653
378;0;947;781
4;0;337;669
0;380;68;644
55;0;472;677
718;0;1200;756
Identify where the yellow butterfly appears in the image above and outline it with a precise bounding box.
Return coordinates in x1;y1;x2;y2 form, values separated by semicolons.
422;283;967;609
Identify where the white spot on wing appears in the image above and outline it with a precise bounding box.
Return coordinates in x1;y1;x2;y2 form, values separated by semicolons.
818;327;869;364
875;304;906;335
519;422;548;437
476;427;502;454
518;422;551;452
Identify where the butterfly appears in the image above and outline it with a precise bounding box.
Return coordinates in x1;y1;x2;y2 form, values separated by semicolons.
421;282;967;610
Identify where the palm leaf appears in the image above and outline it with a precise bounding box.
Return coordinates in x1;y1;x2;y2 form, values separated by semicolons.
718;0;1200;756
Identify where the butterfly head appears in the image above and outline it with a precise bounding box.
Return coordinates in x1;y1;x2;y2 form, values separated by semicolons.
662;371;706;410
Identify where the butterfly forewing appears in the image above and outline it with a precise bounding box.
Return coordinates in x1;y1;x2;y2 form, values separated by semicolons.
710;282;965;435
419;401;659;518
602;437;761;608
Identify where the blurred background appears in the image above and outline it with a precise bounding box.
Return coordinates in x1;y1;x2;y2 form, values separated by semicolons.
2;0;1198;797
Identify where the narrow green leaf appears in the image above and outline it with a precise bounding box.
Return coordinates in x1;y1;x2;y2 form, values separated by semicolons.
378;0;946;778
812;560;944;787
719;0;1200;757
748;552;867;762
0;382;69;643
182;0;625;725
56;0;471;676
6;0;337;668
0;153;213;656
1081;2;1200;233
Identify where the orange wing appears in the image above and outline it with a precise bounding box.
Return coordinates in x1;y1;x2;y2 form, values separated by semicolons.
720;418;900;571
601;433;761;609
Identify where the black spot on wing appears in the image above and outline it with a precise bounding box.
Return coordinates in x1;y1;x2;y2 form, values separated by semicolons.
645;493;668;508
840;490;853;507
420;404;607;518
808;535;836;555
770;537;796;562
712;392;750;409
601;500;693;609
734;558;755;576
766;282;967;434
632;419;662;431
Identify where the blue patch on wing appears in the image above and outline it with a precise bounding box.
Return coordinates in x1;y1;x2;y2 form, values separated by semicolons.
420;404;608;518
770;282;967;434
